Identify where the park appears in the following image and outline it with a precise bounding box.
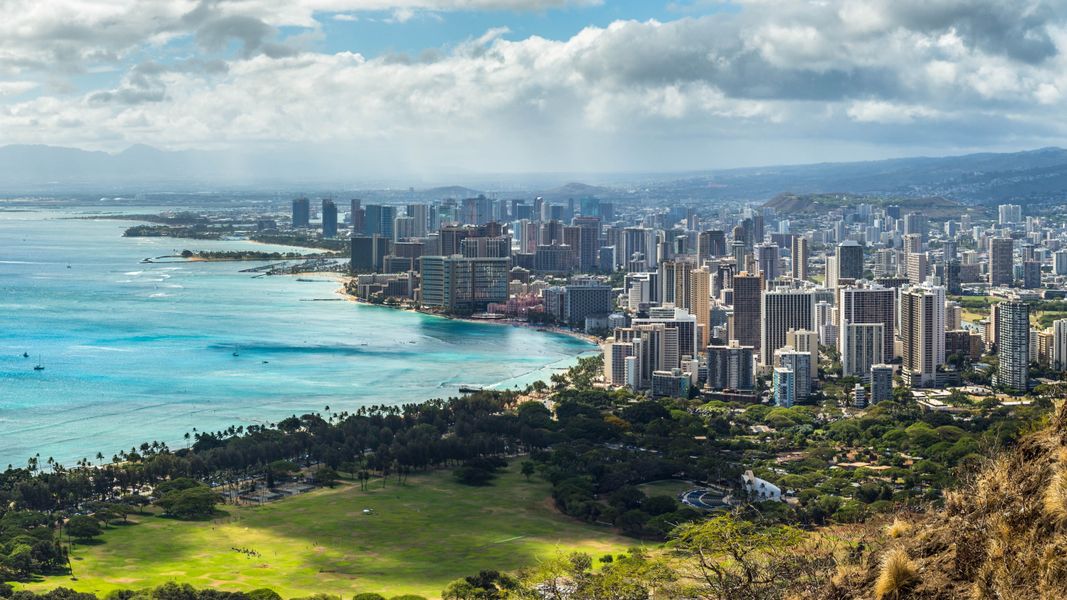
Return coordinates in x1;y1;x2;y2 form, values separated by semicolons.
26;463;635;599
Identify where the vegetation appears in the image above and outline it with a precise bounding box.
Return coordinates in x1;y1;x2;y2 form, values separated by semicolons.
27;464;632;598
179;250;311;261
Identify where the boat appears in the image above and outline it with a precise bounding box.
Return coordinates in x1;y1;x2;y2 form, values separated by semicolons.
33;356;44;371
22;352;28;358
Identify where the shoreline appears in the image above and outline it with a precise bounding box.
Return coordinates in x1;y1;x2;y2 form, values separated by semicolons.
329;274;603;348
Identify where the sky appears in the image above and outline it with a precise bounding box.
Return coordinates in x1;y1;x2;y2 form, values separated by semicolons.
2;0;1067;175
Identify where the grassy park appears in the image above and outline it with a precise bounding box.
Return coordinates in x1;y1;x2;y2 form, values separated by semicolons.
28;465;635;599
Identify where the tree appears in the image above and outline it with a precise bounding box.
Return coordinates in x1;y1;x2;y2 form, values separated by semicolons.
520;461;536;481
156;484;219;519
670;514;835;600
66;515;102;542
313;467;339;488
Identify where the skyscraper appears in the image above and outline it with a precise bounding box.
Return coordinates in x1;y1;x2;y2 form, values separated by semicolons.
1052;319;1067;371
690;267;711;348
996;298;1029;392
900;283;946;388
755;243;780;282
706;342;755;391
417;255;510;313
838;284;895;360
760;288;815;366
731;272;763;351
989;237;1014;287
406;204;429;238
321;199;337;237
292;197;310;229
840;322;884;378
835;240;864;281
698;230;727;263
791;235;809;281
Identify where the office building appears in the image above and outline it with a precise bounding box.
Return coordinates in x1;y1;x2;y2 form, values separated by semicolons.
292;197;310;229
996;299;1030;392
989;237;1014;287
756;243;780;282
760;289;815;366
698;230;727;263
652;369;691;398
900;283;946;387
321;199;337;237
1023;260;1042;289
836;241;864;281
350;234;391;272
406;204;429;238
632;306;699;365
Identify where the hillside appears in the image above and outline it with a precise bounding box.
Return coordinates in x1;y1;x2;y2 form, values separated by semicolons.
762;193;968;218
828;400;1067;600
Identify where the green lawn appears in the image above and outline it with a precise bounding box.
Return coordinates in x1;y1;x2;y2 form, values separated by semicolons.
636;480;694;499
28;465;635;599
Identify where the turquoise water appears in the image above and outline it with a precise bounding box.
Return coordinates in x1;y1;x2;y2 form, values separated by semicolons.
0;208;593;467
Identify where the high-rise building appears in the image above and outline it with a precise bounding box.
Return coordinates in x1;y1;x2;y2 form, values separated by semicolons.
698;230;727;263
321;199;337;237
900;283;946;387
998;203;1022;225
1052;319;1067;371
632;306;699;366
418;255;510;313
393;216;415;242
756;243;780;282
731;272;763;351
690;267;711;348
561;282;614;327
773;367;796;407
571;216;602;272
363;204;383;235
1023;260;1042;289
1055;250;1067;276
350;234;391;272
292;197;310;229
786;329;819;379
350;199;364;233
840;322;884;378
406;204;429;238
904;213;928;242
706;342;755;391
659;259;695;308
775;348;812;401
996;299;1029;392
835;240;864;281
906;252;928;285
791;235;809;281
870;364;894;403
838;284;895;360
989;237;1014;287
760;289;815;366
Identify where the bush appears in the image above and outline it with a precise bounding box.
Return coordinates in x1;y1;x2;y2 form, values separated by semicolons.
352;595;386;600
247;591;282;600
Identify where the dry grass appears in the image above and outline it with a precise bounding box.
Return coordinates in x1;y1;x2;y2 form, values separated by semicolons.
884;519;912;539
874;547;918;600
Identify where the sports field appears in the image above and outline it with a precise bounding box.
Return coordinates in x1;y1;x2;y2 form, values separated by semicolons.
28;465;635;599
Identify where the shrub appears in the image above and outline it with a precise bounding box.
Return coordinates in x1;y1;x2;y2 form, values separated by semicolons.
874;547;918;600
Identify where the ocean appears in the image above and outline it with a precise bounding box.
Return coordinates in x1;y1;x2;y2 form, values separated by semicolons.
0;206;594;467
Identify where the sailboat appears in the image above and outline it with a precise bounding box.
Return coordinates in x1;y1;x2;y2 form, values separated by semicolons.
33;356;44;371
22;352;28;358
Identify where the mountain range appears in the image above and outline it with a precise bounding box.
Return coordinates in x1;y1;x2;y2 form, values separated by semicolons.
3;143;1067;203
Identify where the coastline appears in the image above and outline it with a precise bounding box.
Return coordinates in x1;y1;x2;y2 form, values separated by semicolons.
330;274;604;348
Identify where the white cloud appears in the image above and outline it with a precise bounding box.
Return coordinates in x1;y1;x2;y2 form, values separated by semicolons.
0;0;1066;172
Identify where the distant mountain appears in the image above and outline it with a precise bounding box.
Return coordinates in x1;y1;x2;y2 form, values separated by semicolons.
684;147;1067;204
2;143;1067;203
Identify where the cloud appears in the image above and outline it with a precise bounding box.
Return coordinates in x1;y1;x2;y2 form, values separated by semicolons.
0;0;1065;172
